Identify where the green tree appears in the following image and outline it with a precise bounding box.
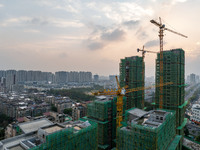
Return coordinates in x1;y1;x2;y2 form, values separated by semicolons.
184;126;189;136
51;105;57;112
144;102;154;111
0;128;5;140
63;108;72;116
195;134;200;142
47;88;95;102
0;114;13;140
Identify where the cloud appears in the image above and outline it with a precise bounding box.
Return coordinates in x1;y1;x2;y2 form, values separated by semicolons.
123;20;140;28
24;29;40;33
0;16;84;28
88;42;105;50
0;17;47;27
162;0;188;6
145;40;159;48
86;27;126;50
0;17;30;27
54;4;78;13
101;2;153;23
58;52;68;58
0;4;4;7
38;0;79;13
101;29;125;41
51;19;84;28
173;0;188;3
56;35;86;40
28;17;49;25
135;27;149;40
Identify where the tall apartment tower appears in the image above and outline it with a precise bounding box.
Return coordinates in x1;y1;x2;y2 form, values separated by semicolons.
55;71;68;84
120;56;144;109
155;49;186;147
190;73;196;84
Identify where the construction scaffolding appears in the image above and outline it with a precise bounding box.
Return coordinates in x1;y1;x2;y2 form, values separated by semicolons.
117;109;180;150
85;97;126;150
120;56;144;109
30;120;98;150
155;49;186;148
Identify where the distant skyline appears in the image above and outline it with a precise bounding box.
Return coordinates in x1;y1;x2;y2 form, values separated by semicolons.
0;0;199;76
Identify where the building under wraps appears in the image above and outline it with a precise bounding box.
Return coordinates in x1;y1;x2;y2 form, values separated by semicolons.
155;49;187;147
120;56;144;110
0;120;98;150
116;108;182;150
83;96;126;150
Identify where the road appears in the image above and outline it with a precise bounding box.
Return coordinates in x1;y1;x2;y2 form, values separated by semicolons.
185;84;200;101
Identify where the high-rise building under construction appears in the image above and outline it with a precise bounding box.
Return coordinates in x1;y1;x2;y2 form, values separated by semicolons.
155;49;187;147
120;56;144;109
83;96;126;150
117;108;182;150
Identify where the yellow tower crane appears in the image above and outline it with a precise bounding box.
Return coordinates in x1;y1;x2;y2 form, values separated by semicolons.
137;46;158;108
93;76;173;129
150;17;187;109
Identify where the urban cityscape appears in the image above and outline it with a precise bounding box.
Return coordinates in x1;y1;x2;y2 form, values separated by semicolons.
0;0;200;150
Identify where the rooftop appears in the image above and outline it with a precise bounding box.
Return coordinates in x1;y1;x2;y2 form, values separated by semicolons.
183;138;200;150
19;118;53;134
64;120;91;131
0;133;36;150
9;144;25;150
192;104;200;110
43;124;64;134
130;109;169;128
128;108;147;118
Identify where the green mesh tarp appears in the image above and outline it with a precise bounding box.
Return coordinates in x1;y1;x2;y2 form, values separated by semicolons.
86;97;126;149
117;109;177;150
30;120;98;150
155;49;185;145
167;135;182;150
120;56;144;109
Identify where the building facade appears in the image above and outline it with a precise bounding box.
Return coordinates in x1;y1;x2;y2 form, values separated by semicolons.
120;56;144;109
191;104;200;124
155;49;186;147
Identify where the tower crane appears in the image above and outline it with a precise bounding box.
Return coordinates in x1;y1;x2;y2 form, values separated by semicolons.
150;17;187;109
137;46;158;108
137;46;158;59
93;76;173;129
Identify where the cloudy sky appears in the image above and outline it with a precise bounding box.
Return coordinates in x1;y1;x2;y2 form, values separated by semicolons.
0;0;199;76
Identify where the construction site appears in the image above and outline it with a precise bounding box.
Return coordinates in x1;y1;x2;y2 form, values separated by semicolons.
0;18;192;150
82;96;127;149
88;17;189;150
117;108;181;150
120;56;144;110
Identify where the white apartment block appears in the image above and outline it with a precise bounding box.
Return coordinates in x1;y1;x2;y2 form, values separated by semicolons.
191;104;200;123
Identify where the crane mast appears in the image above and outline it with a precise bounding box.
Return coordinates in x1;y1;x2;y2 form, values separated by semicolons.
137;46;157;108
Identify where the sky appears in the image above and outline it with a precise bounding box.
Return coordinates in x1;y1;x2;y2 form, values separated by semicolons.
0;0;199;76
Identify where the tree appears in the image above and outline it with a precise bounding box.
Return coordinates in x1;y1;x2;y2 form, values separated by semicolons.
184;126;189;137
63;108;72;116
0;128;5;140
51;105;57;112
144;102;154;111
195;134;200;142
47;88;95;102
